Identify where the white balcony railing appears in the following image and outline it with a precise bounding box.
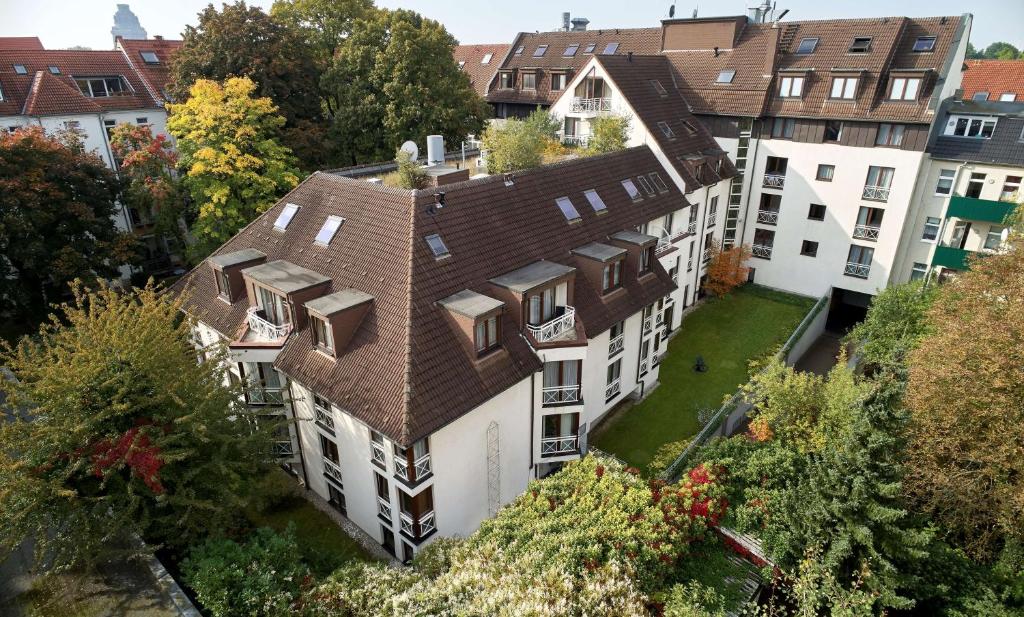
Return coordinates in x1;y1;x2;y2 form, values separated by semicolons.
570;97;611;113
542;385;581;406
639;357;649;375
763;173;786;189
687;258;693;271
395;453;432;482
371;441;387;467
419;510;436;536
852;225;880;241
643;315;653;333
862;185;890;201
608;333;624;356
655;311;665;325
314;404;334;430
541;435;579;456
245;307;291;341
527;306;575;343
378;497;392;521
323;458;343;485
401;510;437;538
652;351;663;366
845;262;871;278
756;210;779;225
562;134;590;147
703;248;712;262
605;378;621;400
247;387;284;406
752;244;773;259
655;240;674;256
687;221;697;234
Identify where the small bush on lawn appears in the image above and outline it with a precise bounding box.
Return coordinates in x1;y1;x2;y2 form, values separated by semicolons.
182;525;310;617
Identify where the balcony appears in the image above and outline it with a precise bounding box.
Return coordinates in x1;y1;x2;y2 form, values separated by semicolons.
756;210;779;225
762;173;786;189
541;434;579;457
400;510;437;541
377;497;392;521
527;306;576;343
244;307;291;342
314;404;334;430
639;357;649;376
687;221;697;234
852;224;880;241
862;185;890;202
605;379;621;400
642;315;653;334
946;195;1018;224
371;441;387;468
608;333;624;357
246;387;284;406
394;453;432;484
562;134;590;147
570;97;611;113
844;262;871;278
752;244;773;259
542;385;581;406
932;245;971;270
323;458;343;486
272;440;293;458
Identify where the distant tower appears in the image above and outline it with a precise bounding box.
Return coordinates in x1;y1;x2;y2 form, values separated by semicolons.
111;4;147;44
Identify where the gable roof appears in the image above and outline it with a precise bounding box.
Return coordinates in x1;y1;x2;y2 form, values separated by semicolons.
454;44;510;97
116;36;183;103
22;70;102;116
961;59;1024;102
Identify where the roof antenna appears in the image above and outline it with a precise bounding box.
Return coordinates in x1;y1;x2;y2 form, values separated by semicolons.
714;46;719;57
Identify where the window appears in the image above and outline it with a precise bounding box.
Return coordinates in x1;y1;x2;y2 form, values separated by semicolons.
935;169;955;195
425;234;450;258
639;245;654;274
778;75;804;97
830;76;859;99
816;164;835;182
136;116;149;126
657;121;675;139
875;123;905;147
603;42;619;54
913;36;936;52
800;240;818;257
824;120;843;142
555;196;581;221
808;203;827;221
648;172;668;193
636;175;656;197
922;216;941;241
74;76;130;98
533;45;548;57
475;315;500;354
104;119;116;139
889;77;921;101
563;44;579;57
910;262;928;281
514;45;524;56
320;433;339;465
681;120;697;134
499;71;513;89
845;245;874;278
542;360;581;405
984;226;1005;250
13;64;27;75
602;259;623;292
48;66;60;74
856;206;884;233
140;51;160;64
1001;176;1022;201
966;172;986;198
716;70;736;84
584;43;596;54
312;316;334;352
621;179;642;201
551;73;565;91
1000;93;1017;102
865;166;894;191
606;359;622;393
481;52;493;64
848;37;872;53
216;269;231;299
457;61;465;69
522;72;537;90
273;203;300;230
796;37;818;54
947;116;996;138
651;79;667;96
972;92;989;101
583;189;607;213
315;216;344;246
771;117;795;139
707;196;718;226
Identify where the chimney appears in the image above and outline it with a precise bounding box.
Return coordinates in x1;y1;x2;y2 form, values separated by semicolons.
562;12;571;31
426;135;445;166
571;17;590;31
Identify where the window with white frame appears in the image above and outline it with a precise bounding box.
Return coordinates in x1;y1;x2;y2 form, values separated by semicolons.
945;115;996;138
999;93;1017;102
922;216;941;241
499;71;513;89
778;75;804;98
935;169;955;195
74;76;131;98
522;72;537;90
312;316;334;353
481;52;493;64
888;76;921;100
984;226;1005;250
910;262;928;281
830;76;858;99
1000;176;1021;201
972;92;989;101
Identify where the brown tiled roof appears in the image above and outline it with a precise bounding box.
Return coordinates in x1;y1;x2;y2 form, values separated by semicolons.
0;37;44;51
487;28;662;106
961;59;1024;102
116;36;182;103
0;49;159;117
454;44;510;97
595;54;738;191
176;147;686;445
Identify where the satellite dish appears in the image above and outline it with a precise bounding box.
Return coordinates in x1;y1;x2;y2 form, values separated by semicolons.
400;140;418;162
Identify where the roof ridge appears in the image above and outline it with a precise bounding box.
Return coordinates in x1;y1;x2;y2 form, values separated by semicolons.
397;191;419;444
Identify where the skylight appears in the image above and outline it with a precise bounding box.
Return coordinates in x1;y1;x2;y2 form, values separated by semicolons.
621;179;642;201
636;175;656;197
13;64;27;75
273;203;300;231
681;120;697;134
583;189;607;213
555;196;581;221
533;45;548;57
973;92;989;101
649;172;669;193
564;44;579;57
315;216;344;246
849;37;872;53
584;43;596;54
795;37;818;54
657;121;676;139
912;36;936;52
140;51;160;64
425;234;450;259
514;45;524;55
716;70;735;84
603;42;619;55
651;79;668;96
482;52;493;64
48;66;60;75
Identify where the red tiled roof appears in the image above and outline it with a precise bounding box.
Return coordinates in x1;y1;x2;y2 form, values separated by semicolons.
0;49;159;117
177;147;688;445
0;37;44;51
116;37;182;103
961;59;1024;102
454;44;510;97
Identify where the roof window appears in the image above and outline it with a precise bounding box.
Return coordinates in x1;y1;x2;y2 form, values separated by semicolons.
555;196;581;222
848;37;872;53
651;79;667;96
425;234;450;259
458;61;465;69
649;172;669;193
603;42;619;54
514;45;524;55
13;64;27;75
657;121;676;139
564;44;579;57
1000;93;1017;102
273;203;300;231
681;119;697;134
716;70;735;84
48;66;60;75
482;52;493;64
912;36;936;52
621;179;642;201
140;51;160;64
973;92;989;101
315;215;344;246
533;45;548;57
795;37;818;54
636;175;656;197
583;189;607;213
584;43;596;54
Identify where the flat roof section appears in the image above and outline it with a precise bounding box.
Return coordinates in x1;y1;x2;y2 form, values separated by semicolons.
242;260;330;294
572;242;628;263
489;260;575;293
437;289;505;318
306;289;374;316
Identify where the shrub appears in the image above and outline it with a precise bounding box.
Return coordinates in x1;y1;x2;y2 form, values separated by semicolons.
663;581;729;617
647;439;689;476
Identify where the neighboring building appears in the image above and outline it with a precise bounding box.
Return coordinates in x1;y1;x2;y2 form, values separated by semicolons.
116;36;182;104
0;37;45;51
960;59;1024;103
111;4;148;43
453;44;510;99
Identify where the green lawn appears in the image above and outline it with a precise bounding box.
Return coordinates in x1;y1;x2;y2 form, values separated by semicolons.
593;285;814;470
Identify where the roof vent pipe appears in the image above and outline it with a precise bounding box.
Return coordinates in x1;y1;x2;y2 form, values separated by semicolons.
426;135;444;166
714;46;719;57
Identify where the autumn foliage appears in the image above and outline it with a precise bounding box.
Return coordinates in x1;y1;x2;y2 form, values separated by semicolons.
704;241;752;297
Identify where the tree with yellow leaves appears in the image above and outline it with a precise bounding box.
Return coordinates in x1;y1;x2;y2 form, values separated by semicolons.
704;241;752;297
167;77;300;260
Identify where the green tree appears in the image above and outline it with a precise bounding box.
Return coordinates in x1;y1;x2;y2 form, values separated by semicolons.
390;148;428;189
270;0;373;70
167;76;300;261
481;117;548;173
845;281;936;373
0;283;272;570
585;114;631;155
966;42;982;59
0;127;136;333
983;42;1022;60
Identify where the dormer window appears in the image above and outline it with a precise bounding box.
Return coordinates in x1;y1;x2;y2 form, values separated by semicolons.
639;245;654;274
522;71;537;90
912;36;936;52
312;315;335;353
889;76;921;101
795;37;818;54
830;76;858;100
273;203;300;230
602;259;623;293
778;75;804;98
216;269;231;299
74;76;130;97
848;37;872;53
474;314;500;355
499;71;514;89
716;70;735;84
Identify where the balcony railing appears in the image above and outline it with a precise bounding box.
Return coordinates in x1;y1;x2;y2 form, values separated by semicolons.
862;185;890;202
852;225;880;241
541;435;579;456
394;453;432;483
562;134;590;147
314;405;334;430
400;510;436;539
687;221;697;234
542;385;581;406
844;262;871;278
639;357;649;375
643;315;653;333
703;248;712;262
570;97;611;113
371;442;387;467
605;378;621;400
608;333;624;356
652;351;663;366
245;307;291;341
377;497;392;521
527;306;576;343
246;387;284;406
687;258;693;271
762;173;786;189
756;210;779;225
752;244;773;259
323;458;343;485
655;240;674;256
273;441;293;457
655;311;665;326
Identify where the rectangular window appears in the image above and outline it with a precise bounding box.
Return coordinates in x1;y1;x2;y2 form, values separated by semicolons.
651;79;668;96
889;77;921;101
948;116;996;138
216;269;231;299
425;234;450;258
985;226;1005;250
74;76;130;98
603;42;619;54
808;203;826;221
657;121;676;139
935;169;955;195
319;433;339;465
621;179;642;201
542;360;581;405
140;51;160;64
583;189;607;213
795;37;818;54
972;92;989;101
602;259;623;292
636;175;656;197
966;172;986;198
555;196;581;221
550;73;564;91
563;44;579;57
533;45;548;57
913;36;936;52
800;240;818;257
830;76;858;99
315;215;345;246
845;245;874;278
816;164;835;182
1000;93;1017;102
499;72;513;89
707;196;719;227
778;75;804;98
910;262;928;281
716;70;736;84
848;37;872;53
584;43;596;54
481;52;493;64
865;166;895;190
522;72;537;90
312;316;334;352
648;172;669;193
514;45;524;56
824;120;843;142
606;359;621;386
771;117;795;139
13;63;27;75
876;123;905;146
922;216;941;241
639;246;654;274
1000;176;1021;201
474;315;500;353
273;203;300;230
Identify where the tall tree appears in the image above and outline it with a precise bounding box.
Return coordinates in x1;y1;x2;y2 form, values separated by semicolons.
270;0;373;69
983;42;1022;60
167;77;300;261
844;281;936;373
0;283;272;570
0;127;136;332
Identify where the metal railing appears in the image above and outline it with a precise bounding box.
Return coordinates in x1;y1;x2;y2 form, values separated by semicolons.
608;333;624;356
752;244;773;259
852;225;880;241
655;240;674;256
844;262;871;278
527;306;575;343
401;510;436;538
655;311;665;325
605;378;621;400
542;385;581;406
652;351;663;366
570;97;611;113
245;307;291;341
377;497;392;521
687;258;693;271
323;458;343;485
371;442;387;467
687;221;697;234
862;185;890;201
762;173;786;189
703;248;713;262
756;210;779;225
562;134;590;147
643;315;653;333
247;387;284;406
314;404;334;429
639;357;649;375
395;453;432;482
541;435;579;456
273;441;293;457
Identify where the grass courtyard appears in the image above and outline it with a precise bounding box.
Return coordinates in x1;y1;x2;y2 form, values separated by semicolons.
593;285;815;470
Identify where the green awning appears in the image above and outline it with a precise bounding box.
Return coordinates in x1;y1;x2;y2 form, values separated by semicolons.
932;245;972;270
946;195;1017;225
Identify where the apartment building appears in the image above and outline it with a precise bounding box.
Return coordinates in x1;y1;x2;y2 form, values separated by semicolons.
453;44;510;98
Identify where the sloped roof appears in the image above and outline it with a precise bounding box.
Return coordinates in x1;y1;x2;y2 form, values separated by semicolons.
22;70;102;116
961;59;1024;102
930;100;1024;167
454;44;510;97
0;37;44;51
177;147;686;445
116;36;182;103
